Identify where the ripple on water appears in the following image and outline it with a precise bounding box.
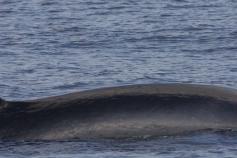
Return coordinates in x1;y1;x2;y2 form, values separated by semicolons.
1;133;237;158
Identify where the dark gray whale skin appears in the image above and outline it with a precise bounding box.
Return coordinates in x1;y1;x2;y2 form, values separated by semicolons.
1;83;237;140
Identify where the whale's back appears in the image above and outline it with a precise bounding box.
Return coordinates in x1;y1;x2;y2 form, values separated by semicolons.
0;84;237;140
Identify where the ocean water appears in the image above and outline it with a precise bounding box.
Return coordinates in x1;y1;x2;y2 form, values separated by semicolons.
1;133;237;158
0;0;237;157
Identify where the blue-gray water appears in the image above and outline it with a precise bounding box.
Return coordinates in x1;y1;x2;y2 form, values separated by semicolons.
0;0;237;157
2;133;237;158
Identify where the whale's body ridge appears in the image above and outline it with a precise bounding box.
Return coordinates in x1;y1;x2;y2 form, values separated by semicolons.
0;83;237;140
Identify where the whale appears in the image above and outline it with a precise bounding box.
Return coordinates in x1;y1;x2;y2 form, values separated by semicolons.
0;83;237;140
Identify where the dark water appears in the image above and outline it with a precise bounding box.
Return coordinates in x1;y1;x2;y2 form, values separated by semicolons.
0;0;237;157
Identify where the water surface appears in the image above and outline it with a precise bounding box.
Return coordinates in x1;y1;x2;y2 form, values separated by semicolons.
1;133;237;158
